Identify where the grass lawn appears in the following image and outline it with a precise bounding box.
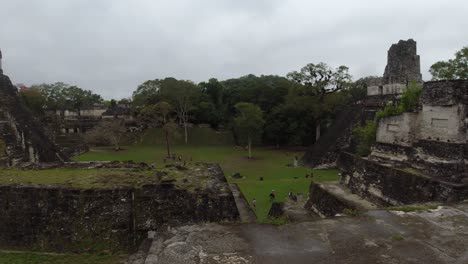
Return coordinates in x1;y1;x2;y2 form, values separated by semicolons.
76;145;339;222
0;251;124;264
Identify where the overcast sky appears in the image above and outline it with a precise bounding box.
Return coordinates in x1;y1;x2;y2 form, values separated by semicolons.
1;0;467;99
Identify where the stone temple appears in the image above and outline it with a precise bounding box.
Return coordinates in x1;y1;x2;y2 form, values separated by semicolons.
305;40;468;217
302;39;425;167
367;39;423;96
0;49;66;166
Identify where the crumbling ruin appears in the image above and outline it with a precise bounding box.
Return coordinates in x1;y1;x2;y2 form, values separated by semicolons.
0;163;239;252
306;40;468;217
303;39;423;167
0;49;66;166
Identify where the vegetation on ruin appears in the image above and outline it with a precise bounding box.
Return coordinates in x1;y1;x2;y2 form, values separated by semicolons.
353;82;422;156
0;251;124;264
0;163;212;190
352;121;377;157
430;46;468;80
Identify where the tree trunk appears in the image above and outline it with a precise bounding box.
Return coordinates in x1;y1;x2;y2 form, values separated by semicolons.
315;122;321;142
165;130;171;157
248;135;252;159
184;119;188;144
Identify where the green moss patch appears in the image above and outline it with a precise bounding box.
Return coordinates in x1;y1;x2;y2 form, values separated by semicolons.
0;163;212;190
0;251;124;264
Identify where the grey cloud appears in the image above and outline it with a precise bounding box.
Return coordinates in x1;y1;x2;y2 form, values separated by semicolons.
1;0;467;99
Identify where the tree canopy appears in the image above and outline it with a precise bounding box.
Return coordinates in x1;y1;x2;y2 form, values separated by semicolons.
430;46;468;80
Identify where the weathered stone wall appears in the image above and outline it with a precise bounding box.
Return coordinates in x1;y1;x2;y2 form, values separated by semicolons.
305;182;359;217
338;152;468;205
419;104;465;143
376;113;419;146
383;39;422;85
0;164;239;252
418;80;468;143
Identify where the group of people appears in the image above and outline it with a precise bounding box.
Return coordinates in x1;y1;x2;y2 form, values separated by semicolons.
251;190;276;211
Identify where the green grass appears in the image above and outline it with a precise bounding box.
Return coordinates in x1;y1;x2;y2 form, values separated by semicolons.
0;251;124;264
76;145;339;222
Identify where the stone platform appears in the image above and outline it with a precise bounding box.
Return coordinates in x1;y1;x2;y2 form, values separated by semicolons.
127;202;468;264
305;182;377;217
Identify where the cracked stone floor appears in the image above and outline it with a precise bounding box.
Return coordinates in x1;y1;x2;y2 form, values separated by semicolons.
127;202;468;264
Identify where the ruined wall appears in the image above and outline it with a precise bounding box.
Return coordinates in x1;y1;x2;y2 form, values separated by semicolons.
418;80;468;143
0;164;239;252
0;74;66;165
383;39;422;85
367;39;422;97
419;104;465;143
376;113;419;146
338;152;468;205
305;182;360;217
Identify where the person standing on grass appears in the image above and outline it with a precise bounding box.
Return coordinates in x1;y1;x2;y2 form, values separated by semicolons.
252;198;257;210
269;190;276;202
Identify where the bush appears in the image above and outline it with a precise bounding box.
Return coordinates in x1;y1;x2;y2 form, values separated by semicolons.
353;121;377;157
400;82;422;112
375;103;403;121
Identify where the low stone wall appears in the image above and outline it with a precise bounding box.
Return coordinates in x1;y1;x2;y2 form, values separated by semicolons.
338;152;468;206
0;164;239;252
304;183;359;217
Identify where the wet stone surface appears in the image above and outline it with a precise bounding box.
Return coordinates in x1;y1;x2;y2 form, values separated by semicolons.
128;202;468;264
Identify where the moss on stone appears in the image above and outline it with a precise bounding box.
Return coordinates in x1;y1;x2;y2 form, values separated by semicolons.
0;163;212;190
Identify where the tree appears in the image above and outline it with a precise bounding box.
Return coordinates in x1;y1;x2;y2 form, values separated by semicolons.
139;101;178;157
31;82;103;112
430;46;468;80
287;63;353;141
234;102;265;158
18;86;46;117
85;119;127;151
286;63;352;100
132;79;161;107
159;78;201;144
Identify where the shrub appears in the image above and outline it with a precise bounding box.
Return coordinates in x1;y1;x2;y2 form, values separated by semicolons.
353;121;377;157
400;82;422;112
375;103;403;121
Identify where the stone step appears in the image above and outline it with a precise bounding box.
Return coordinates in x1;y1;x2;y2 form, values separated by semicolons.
305;182;377;218
228;183;257;223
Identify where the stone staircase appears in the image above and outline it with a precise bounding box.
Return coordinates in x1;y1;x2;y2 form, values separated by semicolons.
305;181;377;218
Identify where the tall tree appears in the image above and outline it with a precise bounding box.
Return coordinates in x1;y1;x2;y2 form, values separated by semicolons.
287;63;352;141
139;101;177;157
234;102;265;159
286;63;352;100
132;79;161;107
159;78;201;144
430;46;468;80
